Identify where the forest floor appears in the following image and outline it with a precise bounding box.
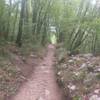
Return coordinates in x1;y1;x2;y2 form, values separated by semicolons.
56;47;100;100
7;44;64;100
0;43;100;100
0;43;45;100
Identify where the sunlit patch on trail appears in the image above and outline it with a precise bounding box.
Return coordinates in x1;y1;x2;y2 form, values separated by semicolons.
41;66;45;69
45;89;50;96
44;70;50;73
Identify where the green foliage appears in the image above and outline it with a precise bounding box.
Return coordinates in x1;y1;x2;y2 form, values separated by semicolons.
53;0;100;55
0;0;100;54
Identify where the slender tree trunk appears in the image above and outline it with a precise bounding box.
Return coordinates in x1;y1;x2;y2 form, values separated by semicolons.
11;3;19;41
16;0;25;47
5;0;12;40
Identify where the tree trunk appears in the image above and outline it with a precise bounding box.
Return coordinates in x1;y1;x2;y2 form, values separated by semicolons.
16;0;25;47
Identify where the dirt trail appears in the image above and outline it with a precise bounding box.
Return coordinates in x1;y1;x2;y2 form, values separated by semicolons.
11;44;63;100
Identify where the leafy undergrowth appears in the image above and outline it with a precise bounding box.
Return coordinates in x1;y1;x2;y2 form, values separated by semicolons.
0;58;22;100
0;43;44;100
56;48;100;100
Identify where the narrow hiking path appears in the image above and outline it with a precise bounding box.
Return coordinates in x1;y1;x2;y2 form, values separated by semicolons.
11;44;63;100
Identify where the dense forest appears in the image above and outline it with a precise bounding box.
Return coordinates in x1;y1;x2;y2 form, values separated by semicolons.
0;0;100;100
0;0;100;54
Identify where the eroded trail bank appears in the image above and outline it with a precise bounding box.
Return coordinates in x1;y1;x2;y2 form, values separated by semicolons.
10;44;63;100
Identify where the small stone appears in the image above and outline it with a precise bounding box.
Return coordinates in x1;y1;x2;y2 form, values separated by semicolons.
68;83;76;91
94;89;100;94
68;60;74;63
57;71;61;75
30;54;37;58
73;71;80;76
95;66;100;72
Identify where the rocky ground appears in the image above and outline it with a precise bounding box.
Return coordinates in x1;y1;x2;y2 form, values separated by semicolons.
56;47;100;100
